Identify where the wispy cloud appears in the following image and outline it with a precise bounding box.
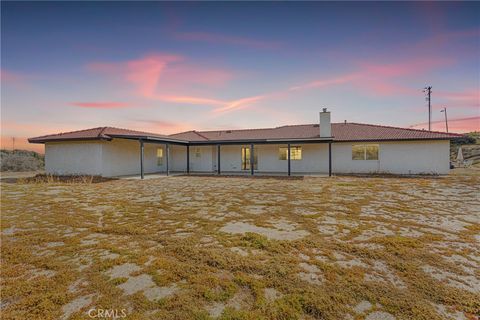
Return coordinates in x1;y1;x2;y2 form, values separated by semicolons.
83;40;466;118
212;95;266;114
288;73;360;92
409;116;480;133
88;53;232;106
358;57;452;78
159;95;225;106
131;119;192;134
436;89;479;109
1;69;23;82
174;31;282;49
70;102;131;109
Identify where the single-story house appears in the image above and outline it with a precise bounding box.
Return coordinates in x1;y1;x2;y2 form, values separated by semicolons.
29;110;462;177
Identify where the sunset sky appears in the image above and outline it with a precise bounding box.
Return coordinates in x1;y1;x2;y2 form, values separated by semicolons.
1;2;479;153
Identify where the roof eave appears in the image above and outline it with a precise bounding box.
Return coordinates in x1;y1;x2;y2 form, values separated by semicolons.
334;137;462;143
27;137;112;144
189;137;334;145
107;134;189;144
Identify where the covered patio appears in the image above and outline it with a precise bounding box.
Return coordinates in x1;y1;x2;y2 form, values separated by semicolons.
133;138;334;179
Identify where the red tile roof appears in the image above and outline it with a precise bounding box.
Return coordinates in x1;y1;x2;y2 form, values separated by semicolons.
28;127;185;143
170;122;463;142
29;123;462;144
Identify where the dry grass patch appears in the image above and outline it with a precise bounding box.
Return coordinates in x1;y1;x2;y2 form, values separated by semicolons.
1;175;479;319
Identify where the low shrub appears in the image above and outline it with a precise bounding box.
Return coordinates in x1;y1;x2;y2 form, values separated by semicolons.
0;149;44;171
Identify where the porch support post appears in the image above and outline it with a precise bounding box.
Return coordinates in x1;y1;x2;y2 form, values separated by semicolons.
217;144;221;175
250;143;254;176
166;143;170;176
328;142;332;177
287;143;291;176
186;145;190;174
139;139;144;179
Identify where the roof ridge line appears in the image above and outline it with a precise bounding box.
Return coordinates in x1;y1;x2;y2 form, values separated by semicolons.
103;126;171;137
343;122;462;136
98;127;108;138
29;126;106;139
193;130;210;140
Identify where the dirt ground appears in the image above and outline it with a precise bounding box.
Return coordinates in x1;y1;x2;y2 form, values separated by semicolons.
1;174;479;320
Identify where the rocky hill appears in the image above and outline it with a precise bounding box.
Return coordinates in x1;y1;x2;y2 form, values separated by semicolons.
450;132;480;166
0;150;45;171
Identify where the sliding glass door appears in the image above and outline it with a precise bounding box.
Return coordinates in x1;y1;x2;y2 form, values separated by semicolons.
241;146;257;170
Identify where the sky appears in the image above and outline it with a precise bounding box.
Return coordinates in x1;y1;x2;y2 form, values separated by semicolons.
1;1;479;153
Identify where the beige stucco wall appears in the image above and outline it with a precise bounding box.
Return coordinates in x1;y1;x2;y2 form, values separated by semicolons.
189;146;215;172
101;139;168;177
45;141;103;175
44;139;451;176
214;144;329;173
45;139;169;177
332;140;450;174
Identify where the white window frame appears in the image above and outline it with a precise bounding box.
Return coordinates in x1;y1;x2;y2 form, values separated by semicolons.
279;146;302;160
352;144;379;160
156;148;164;166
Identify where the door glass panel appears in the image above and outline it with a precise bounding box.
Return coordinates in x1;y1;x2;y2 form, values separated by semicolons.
241;147;250;170
241;147;257;170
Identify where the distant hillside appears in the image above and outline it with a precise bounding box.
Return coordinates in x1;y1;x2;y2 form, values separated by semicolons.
450;132;480;166
0;150;45;172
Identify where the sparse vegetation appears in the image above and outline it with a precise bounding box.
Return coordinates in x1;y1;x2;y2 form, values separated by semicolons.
451;131;480;166
1;175;479;319
0;149;44;172
17;174;115;184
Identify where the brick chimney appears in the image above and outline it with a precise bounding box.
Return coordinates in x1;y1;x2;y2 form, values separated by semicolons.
320;108;331;137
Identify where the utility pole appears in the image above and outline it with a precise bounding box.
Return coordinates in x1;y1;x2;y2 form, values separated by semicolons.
423;86;432;131
440;107;448;133
12;137;15;151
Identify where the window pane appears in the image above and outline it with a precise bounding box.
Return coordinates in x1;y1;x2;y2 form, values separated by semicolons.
242;147;250;170
156;148;163;166
278;147;287;160
352;145;365;160
291;146;302;160
365;145;379;160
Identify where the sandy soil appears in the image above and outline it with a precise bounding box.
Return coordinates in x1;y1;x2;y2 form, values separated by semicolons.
1;174;479;319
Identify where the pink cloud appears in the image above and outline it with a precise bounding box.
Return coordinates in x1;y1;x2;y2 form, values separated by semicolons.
436;89;479;109
1;69;23;83
415;28;479;54
409;116;480;133
130;119;193;135
0;69;32;88
288;73;360;92
212;95;266;114
159;95;225;106
1;120;84;153
124;54;181;97
358;57;453;78
174;31;281;49
1;136;44;153
88;54;232;106
70;102;130;109
210;54;460;115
